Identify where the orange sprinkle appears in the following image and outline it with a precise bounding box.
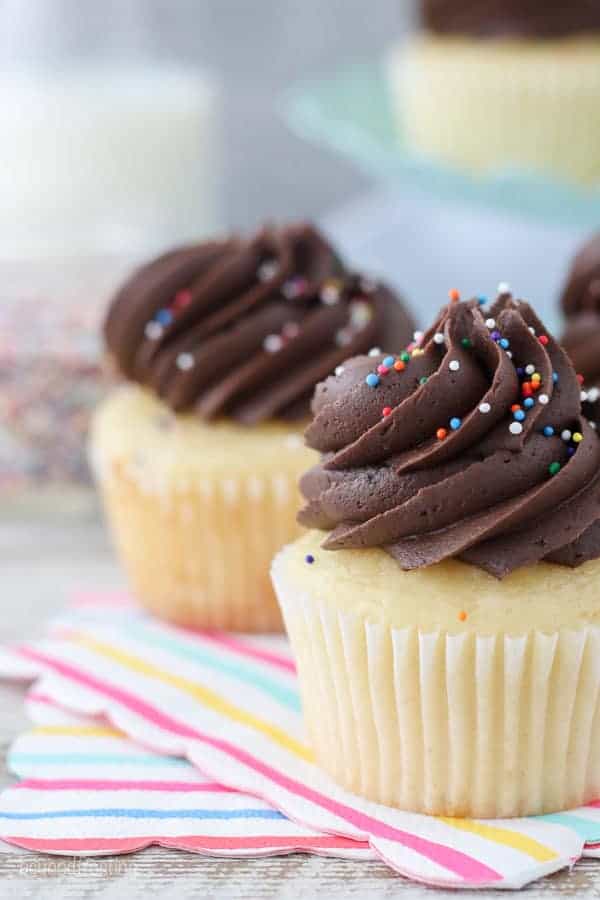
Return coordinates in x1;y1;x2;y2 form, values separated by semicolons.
394;360;405;372
531;380;541;391
458;610;468;622
436;428;448;440
511;404;521;412
448;288;460;303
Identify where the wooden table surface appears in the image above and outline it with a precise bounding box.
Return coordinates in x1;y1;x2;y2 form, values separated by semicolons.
1;520;599;898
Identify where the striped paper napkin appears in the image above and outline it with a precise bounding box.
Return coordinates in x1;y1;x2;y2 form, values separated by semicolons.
1;592;600;888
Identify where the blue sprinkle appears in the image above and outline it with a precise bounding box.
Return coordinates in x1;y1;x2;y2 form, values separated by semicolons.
155;309;173;326
543;426;554;437
305;554;315;564
513;410;526;422
382;356;395;368
477;296;487;305
365;373;380;388
449;417;462;430
499;338;510;350
523;397;535;408
516;367;524;377
552;372;559;383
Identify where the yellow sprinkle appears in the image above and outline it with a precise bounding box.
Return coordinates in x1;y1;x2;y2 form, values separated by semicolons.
411;348;424;357
531;372;541;383
573;432;583;443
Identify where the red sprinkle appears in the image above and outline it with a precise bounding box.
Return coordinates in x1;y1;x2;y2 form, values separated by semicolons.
173;289;192;311
382;406;392;417
577;373;585;385
377;364;389;376
538;335;549;346
522;382;533;395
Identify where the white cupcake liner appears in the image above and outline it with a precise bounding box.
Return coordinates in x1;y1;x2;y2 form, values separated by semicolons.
388;37;600;183
273;557;600;817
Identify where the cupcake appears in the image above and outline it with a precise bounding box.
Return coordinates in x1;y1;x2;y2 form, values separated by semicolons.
273;290;600;816
91;222;414;632
390;1;600;183
561;231;600;427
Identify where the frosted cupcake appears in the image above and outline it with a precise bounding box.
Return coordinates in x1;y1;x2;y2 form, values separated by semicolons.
91;222;414;631
273;291;600;815
561;231;600;427
390;1;600;183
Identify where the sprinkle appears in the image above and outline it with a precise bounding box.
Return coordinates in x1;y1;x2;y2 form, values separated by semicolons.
458;610;468;622
335;365;344;376
499;338;510;349
448;288;460;302
366;373;380;388
485;318;496;329
511;404;521;412
155;309;173;326
522;382;533;395
394;360;405;372
436;428;448;440
264;334;284;353
461;338;472;349
490;330;501;341
523;397;535;408
320;279;342;305
257;259;278;282
305;554;315;564
377;364;390;375
144;321;163;341
591;421;598;430
368;347;381;357
449;417;462;430
516;367;525;377
548;462;561;476
531;372;541;383
573;432;583;443
382;406;392;417
411;348;424;358
543;426;554;437
433;332;445;345
449;360;460;372
506;350;513;359
509;421;523;435
350;301;372;327
567;446;576;456
173;289;192;310
525;364;535;375
478;402;491;414
587;387;600;402
335;328;351;347
531;381;541;392
561;430;572;441
383;355;395;368
581;390;589;402
528;326;535;335
282;277;308;299
497;281;511;294
419;376;428;385
538;393;549;405
176;352;194;371
400;351;411;362
413;331;424;344
513;409;526;422
477;296;487;306
577;373;585;385
538;335;549;346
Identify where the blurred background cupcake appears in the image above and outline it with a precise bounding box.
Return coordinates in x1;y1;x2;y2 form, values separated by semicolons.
390;0;600;183
92;222;414;631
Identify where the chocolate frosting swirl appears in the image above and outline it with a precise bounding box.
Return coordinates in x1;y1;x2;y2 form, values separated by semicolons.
560;231;600;425
300;295;600;577
422;0;600;38
104;223;414;425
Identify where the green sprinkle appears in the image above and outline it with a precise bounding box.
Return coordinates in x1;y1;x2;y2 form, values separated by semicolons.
548;462;561;476
419;376;428;385
461;338;472;349
400;351;410;362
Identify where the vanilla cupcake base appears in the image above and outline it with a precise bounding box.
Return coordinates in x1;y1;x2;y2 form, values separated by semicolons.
390;35;600;184
91;386;315;632
272;531;600;817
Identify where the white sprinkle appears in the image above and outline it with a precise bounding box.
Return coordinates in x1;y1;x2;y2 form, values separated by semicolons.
264;334;283;353
498;281;511;294
528;326;536;335
506;350;513;358
368;347;381;357
561;430;572;441
350;301;372;327
590;420;598;430
257;259;278;282
413;330;424;344
335;365;345;376
479;402;491;414
320;281;341;305
525;364;535;375
176;352;194;371
433;332;445;344
335;328;351;347
449;360;460;372
587;387;600;402
581;390;589;402
509;421;523;435
485;318;496;329
538;393;549;405
144;321;163;341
